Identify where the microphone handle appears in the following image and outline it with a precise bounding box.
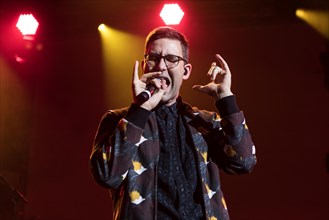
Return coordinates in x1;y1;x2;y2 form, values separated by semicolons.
136;84;156;104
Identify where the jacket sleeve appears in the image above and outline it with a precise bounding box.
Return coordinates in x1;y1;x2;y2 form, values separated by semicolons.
207;96;257;174
89;104;151;189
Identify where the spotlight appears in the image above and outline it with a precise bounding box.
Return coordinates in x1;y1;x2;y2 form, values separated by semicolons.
160;3;184;25
16;14;39;39
296;9;329;40
98;24;106;31
15;13;41;63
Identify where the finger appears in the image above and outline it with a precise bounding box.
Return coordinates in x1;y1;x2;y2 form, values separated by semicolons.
207;62;217;81
212;66;223;76
141;71;162;83
145;88;165;109
192;85;202;90
149;77;162;89
151;88;165;99
192;85;207;93
208;65;223;81
133;60;139;83
207;62;217;76
215;54;230;71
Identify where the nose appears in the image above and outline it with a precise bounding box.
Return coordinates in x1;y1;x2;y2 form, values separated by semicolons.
156;57;167;72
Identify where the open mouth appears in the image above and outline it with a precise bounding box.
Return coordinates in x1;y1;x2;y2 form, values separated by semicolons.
160;77;170;90
155;76;170;89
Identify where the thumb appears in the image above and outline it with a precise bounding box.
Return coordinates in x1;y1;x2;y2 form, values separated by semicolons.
192;85;207;93
151;88;165;100
193;84;218;98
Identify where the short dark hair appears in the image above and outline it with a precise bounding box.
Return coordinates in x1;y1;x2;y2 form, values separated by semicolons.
145;26;190;62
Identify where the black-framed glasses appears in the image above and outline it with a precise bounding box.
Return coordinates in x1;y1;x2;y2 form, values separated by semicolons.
144;54;187;70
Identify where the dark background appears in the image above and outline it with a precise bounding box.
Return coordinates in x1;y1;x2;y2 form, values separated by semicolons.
0;0;328;220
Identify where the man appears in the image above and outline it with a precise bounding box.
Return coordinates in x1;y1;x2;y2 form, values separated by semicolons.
90;26;256;220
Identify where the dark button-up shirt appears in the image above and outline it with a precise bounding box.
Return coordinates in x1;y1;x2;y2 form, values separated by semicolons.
155;103;204;220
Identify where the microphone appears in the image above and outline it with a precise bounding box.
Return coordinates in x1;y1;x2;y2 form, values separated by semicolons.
136;84;157;104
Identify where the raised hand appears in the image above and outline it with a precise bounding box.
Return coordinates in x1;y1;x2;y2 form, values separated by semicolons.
192;54;233;100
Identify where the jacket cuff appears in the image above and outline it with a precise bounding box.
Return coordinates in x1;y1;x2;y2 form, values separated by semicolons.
125;103;151;129
215;95;240;117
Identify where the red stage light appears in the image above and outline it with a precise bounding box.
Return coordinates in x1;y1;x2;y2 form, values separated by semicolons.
160;3;184;25
16;14;39;36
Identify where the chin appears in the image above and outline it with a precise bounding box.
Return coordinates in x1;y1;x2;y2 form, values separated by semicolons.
161;93;178;105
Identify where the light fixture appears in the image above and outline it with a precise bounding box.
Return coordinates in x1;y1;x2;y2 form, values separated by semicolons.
160;3;185;25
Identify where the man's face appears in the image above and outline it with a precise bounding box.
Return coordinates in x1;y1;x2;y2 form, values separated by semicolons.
143;38;191;106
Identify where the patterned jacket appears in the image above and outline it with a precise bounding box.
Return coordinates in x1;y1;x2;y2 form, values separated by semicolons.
90;97;256;220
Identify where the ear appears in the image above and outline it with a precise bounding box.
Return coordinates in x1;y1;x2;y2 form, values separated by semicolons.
183;64;192;80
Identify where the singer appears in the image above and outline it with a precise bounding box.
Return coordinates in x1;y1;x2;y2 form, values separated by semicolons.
89;26;257;220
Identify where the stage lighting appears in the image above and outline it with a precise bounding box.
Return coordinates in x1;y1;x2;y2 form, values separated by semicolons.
14;14;42;63
98;24;106;31
296;9;329;40
160;3;184;25
16;14;39;38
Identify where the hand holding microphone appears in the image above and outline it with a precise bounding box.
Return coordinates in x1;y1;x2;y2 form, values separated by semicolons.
136;75;170;105
132;61;165;110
